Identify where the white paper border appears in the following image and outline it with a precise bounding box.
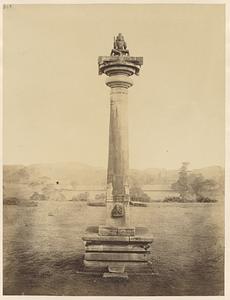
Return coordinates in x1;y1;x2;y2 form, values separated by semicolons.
0;1;229;300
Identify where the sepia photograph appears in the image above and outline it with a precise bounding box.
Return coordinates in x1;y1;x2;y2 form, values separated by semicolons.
2;2;227;297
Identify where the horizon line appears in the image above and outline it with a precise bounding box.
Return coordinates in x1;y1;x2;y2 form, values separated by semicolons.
2;161;225;171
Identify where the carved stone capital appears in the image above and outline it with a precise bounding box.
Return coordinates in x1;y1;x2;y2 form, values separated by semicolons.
106;75;133;89
98;56;143;76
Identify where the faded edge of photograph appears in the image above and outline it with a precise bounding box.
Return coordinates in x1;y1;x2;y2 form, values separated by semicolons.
2;3;226;297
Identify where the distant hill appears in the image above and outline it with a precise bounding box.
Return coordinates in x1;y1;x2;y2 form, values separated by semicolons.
192;165;224;180
3;162;224;187
3;162;106;186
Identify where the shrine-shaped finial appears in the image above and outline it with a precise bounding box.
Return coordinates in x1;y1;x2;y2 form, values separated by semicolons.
110;33;130;56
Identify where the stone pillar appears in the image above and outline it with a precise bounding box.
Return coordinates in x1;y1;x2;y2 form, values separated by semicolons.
82;34;153;276
97;38;143;236
105;75;133;228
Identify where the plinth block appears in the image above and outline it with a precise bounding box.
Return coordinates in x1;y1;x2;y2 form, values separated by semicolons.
108;264;125;273
85;252;149;262
103;272;128;279
83;260;152;273
98;225;135;236
130;236;154;243
118;227;135;236
82;235;130;242
99;226;118;236
85;244;147;252
83;235;153;243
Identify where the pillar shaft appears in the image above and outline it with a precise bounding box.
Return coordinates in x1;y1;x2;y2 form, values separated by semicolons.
107;86;129;198
98;51;143;233
105;75;132;227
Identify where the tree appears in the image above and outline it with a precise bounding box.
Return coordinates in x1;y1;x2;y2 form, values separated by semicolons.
189;174;218;200
130;183;151;202
171;162;190;200
171;163;219;202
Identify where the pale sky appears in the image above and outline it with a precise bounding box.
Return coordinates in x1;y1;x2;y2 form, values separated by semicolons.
3;4;225;169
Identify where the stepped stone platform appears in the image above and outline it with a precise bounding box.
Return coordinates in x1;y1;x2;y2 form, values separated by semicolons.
82;226;153;276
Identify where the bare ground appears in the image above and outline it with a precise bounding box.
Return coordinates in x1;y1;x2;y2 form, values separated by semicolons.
3;201;224;296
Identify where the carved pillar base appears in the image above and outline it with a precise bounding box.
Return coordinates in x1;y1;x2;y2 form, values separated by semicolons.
82;226;153;276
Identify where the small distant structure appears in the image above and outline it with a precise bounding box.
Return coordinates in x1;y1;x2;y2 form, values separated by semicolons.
87;193;106;207
30;192;47;201
48;191;66;201
130;200;147;207
3;197;20;205
71;192;89;202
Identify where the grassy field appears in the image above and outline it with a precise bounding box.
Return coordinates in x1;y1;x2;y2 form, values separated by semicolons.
3;201;224;296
